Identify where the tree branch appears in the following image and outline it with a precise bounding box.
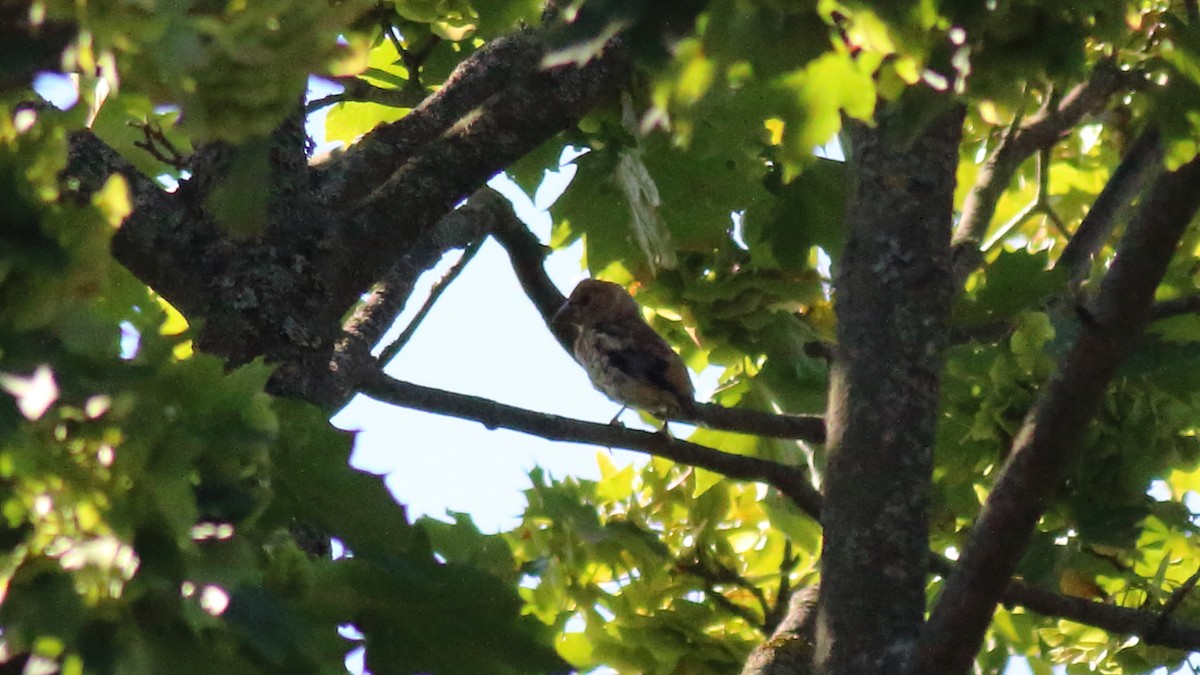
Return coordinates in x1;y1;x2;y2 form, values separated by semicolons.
378;238;483;364
64;130;217;317
951;61;1136;283
488;199;828;443
1004;577;1200;650
316;30;547;206
1149;564;1200;635
741;585;819;675
679;555;769;631
320;35;630;321
354;368;824;518
338;190;509;358
288;189;508;408
488;191;574;351
1054;127;1164;281
306;75;426;113
684;405;826;443
1150;294;1200;321
915;152;1200;675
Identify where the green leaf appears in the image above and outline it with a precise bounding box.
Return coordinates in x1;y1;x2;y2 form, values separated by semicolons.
955;248;1069;325
269;401;420;561
743;158;848;268
325;101;410;146
418;511;518;582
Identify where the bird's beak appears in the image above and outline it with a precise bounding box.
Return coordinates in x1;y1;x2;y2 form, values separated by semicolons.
551;301;574;328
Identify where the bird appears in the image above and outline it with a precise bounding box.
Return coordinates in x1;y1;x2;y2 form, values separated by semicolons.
552;279;696;422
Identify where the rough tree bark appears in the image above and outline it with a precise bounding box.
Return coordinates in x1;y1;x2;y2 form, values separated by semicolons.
814;101;964;673
67;31;631;409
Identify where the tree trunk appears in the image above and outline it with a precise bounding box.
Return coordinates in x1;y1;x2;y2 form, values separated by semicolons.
815;104;964;674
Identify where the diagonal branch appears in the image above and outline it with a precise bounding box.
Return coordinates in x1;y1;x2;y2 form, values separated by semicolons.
378;238;483;364
914;152;1200;675
951;61;1137;283
355;368;824;518
1149;564;1200;636
316;30;548;206
321;37;630;319
338;189;511;360
1054;127;1164;281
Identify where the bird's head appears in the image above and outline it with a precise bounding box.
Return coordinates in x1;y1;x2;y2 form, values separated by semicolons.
553;279;643;329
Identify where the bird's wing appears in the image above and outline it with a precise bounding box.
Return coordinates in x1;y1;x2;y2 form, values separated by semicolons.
590;320;690;399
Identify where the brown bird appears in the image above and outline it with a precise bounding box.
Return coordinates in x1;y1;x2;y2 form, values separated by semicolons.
553;279;696;421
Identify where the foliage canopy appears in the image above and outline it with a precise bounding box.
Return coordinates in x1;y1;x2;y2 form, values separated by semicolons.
6;0;1200;674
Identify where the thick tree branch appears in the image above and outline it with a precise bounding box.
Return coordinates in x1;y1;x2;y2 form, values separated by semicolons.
742;585;819;675
1055;127;1164;281
952;61;1136;283
355;368;824;518
915;153;1200;675
315;30;547;206
320;37;630;323
816;103;964;674
64;130;218;317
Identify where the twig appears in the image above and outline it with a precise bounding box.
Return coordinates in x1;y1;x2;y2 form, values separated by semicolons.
679;556;768;630
1151;565;1200;634
399;34;442;89
355;368;825;518
130;120;190;170
336;190;505;366
378;238;483;364
951;61;1138;284
306;76;425;114
762;541;799;635
380;17;406;62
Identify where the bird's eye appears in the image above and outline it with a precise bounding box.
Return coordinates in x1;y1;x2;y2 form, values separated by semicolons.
576;294;591;306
